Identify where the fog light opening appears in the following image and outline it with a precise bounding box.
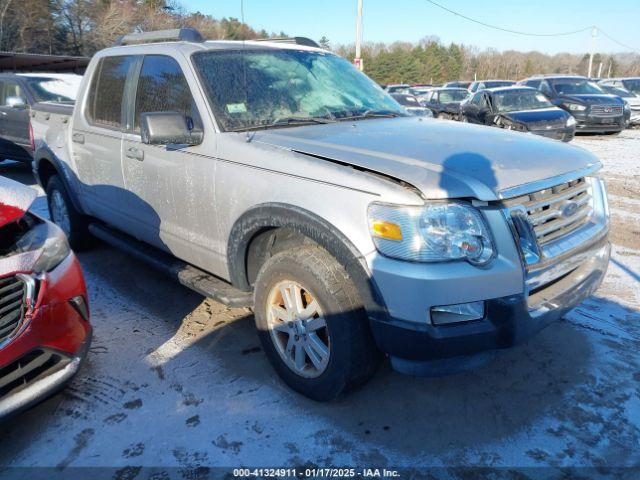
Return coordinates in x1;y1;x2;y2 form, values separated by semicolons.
431;301;485;325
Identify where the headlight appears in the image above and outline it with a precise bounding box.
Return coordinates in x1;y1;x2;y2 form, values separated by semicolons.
564;103;587;112
368;202;495;265
14;220;70;273
567;116;577;126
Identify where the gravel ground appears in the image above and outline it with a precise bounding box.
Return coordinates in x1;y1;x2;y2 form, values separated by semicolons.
1;130;639;479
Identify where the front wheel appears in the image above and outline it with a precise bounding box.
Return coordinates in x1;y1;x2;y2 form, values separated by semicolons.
254;246;380;401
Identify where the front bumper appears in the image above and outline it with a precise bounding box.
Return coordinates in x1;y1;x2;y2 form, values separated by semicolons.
369;238;610;362
529;126;575;142
0;253;91;420
572;113;625;133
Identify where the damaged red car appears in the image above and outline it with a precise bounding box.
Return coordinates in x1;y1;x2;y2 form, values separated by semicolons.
0;176;91;419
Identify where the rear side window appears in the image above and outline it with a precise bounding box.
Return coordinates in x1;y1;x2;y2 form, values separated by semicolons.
133;55;200;134
86;55;136;129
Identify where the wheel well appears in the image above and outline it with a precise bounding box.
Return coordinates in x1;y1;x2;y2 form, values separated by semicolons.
245;227;316;287
37;159;58;190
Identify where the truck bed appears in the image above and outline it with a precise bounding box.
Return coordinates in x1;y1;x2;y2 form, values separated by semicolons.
30;101;74;159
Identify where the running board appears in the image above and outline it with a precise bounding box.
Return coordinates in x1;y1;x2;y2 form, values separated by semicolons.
88;223;253;308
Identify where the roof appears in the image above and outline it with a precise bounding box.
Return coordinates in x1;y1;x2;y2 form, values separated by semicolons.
525;74;586;80
101;38;326;58
484;85;536;93
0;51;89;73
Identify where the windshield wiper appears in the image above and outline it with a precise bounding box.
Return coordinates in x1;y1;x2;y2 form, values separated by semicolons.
337;110;404;121
229;116;336;132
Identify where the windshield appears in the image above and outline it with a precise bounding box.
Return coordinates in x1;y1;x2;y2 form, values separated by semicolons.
601;85;634;98
493;90;553;113
192;49;405;131
438;89;468;103
551;79;604;95
23;76;80;103
391;94;421;107
622;79;640;95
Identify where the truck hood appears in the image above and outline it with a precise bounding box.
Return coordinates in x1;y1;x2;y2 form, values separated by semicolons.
253;117;600;200
0;177;36;228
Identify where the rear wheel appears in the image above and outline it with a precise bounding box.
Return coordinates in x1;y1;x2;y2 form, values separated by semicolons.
254;246;380;401
46;175;92;250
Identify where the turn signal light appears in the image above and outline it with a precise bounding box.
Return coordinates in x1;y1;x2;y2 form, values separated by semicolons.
370;220;403;241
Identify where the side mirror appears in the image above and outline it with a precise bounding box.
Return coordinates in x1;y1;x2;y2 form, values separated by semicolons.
6;96;26;109
140;112;203;146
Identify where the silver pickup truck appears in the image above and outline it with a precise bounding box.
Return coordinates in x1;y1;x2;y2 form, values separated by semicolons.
31;29;611;400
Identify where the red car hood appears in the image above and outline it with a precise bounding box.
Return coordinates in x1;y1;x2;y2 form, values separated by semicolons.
0;177;37;228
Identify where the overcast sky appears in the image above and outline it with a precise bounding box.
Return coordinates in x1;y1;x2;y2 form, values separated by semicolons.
183;0;638;54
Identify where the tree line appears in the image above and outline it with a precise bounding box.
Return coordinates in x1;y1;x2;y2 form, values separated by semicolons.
0;0;285;56
335;39;640;84
1;0;638;84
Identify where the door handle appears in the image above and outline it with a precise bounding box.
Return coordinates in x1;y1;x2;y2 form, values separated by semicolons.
126;147;144;161
72;132;84;144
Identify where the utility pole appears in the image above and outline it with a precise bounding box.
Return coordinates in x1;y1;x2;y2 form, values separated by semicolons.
354;0;363;71
587;27;598;78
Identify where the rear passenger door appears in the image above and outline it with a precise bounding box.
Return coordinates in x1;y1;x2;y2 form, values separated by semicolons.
72;55;139;233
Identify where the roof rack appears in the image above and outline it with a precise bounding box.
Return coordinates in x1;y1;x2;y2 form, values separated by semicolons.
114;28;204;46
253;37;321;48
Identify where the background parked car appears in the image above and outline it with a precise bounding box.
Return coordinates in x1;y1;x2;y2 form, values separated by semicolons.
468;79;515;94
0;176;91;419
443;80;472;89
598;84;640;127
409;85;435;99
385;83;411;94
0;73;81;164
599;77;640;96
518;75;626;134
420;87;468;119
459;86;576;141
390;93;434;116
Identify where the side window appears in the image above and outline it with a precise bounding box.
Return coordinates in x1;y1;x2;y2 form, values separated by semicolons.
527;80;541;89
86;55;136;130
133;55;200;134
471;92;484;106
2;81;24;104
540;80;552;95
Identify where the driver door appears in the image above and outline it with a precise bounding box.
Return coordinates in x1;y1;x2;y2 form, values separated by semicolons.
121;54;214;269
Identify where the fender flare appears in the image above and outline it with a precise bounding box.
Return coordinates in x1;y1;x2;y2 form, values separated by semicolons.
33;146;84;213
227;203;388;322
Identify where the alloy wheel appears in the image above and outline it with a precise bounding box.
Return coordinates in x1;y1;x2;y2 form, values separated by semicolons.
266;280;330;378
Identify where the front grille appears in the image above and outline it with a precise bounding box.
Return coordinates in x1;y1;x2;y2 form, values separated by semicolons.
590;104;623;117
0;275;28;344
503;177;592;247
0;349;67;399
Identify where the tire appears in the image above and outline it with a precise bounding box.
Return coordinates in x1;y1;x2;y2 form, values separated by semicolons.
46;175;92;250
254;245;380;401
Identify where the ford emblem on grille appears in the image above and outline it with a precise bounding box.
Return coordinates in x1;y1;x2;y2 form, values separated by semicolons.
561;201;579;218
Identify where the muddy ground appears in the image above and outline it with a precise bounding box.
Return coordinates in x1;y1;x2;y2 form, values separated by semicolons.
0;129;639;479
